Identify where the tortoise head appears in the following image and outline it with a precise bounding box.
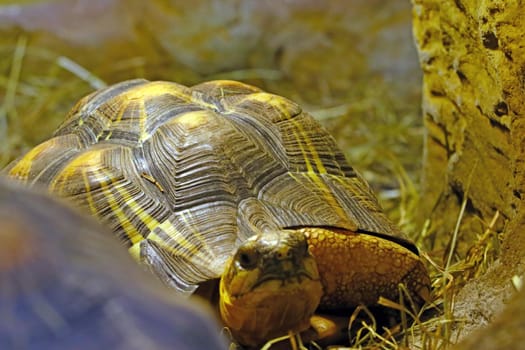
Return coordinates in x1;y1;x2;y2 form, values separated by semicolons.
219;229;323;346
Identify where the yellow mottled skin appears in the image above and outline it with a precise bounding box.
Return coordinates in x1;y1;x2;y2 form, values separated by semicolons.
303;227;431;309
219;231;323;347
218;228;430;347
220;276;322;346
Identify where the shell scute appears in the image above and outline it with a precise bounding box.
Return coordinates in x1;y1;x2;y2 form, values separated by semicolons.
5;79;416;293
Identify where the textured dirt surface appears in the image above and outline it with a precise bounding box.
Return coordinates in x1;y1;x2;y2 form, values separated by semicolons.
453;283;524;350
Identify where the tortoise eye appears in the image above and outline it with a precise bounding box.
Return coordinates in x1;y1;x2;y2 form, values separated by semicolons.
236;248;259;270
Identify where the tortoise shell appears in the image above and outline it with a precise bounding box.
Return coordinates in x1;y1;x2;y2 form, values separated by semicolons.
6;79;417;295
0;177;225;350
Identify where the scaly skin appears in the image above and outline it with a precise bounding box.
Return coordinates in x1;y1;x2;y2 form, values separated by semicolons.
219;231;323;347
219;228;430;347
303;227;431;309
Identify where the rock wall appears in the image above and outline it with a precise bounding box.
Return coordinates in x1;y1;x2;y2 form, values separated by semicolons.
412;0;525;253
453;286;525;350
412;0;525;340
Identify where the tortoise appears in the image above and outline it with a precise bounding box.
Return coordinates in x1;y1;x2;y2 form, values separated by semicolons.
0;177;226;350
6;79;431;347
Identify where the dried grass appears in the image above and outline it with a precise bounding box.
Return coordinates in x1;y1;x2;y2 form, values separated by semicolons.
0;37;100;167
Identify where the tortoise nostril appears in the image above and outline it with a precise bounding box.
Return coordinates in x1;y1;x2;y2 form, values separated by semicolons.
275;247;294;260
